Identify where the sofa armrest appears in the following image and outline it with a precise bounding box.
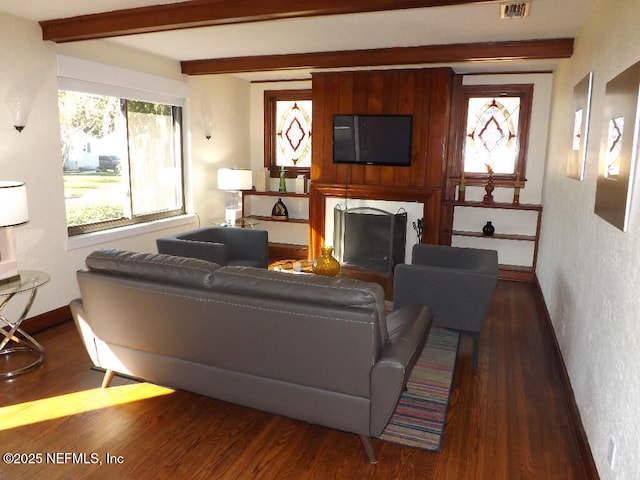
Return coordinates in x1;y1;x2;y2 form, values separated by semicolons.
70;298;101;367
370;304;432;437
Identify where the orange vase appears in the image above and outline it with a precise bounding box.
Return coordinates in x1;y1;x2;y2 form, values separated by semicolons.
312;246;341;276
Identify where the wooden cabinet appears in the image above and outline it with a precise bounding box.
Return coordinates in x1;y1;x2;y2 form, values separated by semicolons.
446;201;542;282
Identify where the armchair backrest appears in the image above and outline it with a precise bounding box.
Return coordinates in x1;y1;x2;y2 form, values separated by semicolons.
157;227;269;268
411;243;497;275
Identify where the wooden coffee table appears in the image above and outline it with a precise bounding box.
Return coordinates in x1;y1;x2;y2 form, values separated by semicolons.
269;259;393;300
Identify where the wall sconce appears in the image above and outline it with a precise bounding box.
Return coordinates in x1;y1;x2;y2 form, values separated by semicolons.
0;181;29;284
5;99;32;133
5;70;43;133
203;117;214;140
217;168;252;225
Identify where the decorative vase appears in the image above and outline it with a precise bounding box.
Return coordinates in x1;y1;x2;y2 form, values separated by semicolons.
271;198;289;221
483;176;494;203
312;246;340;276
278;165;287;192
458;173;466;202
482;221;495;236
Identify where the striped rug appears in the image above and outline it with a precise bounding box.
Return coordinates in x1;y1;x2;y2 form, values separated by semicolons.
379;326;459;452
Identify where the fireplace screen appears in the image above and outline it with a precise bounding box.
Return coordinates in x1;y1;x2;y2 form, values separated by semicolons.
333;206;407;273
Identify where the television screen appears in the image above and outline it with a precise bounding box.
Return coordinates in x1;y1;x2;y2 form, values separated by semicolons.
333;114;413;166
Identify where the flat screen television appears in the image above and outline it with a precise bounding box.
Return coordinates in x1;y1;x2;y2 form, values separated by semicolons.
333;114;413;166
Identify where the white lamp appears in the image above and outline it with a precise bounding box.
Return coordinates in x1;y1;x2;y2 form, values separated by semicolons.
0;181;29;284
217;168;252;226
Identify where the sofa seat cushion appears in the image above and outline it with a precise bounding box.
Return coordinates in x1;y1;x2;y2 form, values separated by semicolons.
86;249;221;290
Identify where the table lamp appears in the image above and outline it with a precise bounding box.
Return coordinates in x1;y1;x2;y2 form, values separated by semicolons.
0;181;29;284
217;168;252;226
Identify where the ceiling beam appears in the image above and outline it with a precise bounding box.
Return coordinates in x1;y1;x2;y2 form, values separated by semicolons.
180;38;574;75
40;0;495;43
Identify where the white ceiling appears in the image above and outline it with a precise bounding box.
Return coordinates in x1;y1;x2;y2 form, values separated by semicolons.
0;0;597;80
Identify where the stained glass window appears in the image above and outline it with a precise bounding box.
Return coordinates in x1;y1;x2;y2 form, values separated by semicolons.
455;84;533;185
264;90;312;175
275;99;312;168
464;96;520;174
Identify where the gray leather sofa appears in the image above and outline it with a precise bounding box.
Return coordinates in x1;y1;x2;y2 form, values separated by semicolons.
70;249;432;462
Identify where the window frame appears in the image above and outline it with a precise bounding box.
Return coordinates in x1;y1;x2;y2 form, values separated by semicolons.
63;98;185;237
454;83;533;187
263;89;312;178
57;56;188;237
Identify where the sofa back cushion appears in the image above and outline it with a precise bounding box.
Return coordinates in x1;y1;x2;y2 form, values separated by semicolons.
211;266;388;344
85;249;221;290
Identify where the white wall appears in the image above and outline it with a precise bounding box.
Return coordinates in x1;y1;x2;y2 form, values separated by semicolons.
189;75;252;224
0;13;201;320
538;0;640;478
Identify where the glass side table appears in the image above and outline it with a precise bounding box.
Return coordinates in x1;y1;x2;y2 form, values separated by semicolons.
0;270;50;379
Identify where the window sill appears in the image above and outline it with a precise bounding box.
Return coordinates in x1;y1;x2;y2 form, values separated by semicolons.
66;214;198;251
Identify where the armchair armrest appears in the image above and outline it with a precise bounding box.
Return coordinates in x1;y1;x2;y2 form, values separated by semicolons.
218;228;268;268
156;237;227;265
370;304;432;437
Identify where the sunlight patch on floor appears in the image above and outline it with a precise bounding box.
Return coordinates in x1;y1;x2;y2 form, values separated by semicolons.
0;383;174;431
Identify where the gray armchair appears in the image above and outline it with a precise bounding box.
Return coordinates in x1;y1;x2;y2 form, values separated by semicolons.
157;226;269;268
393;244;498;370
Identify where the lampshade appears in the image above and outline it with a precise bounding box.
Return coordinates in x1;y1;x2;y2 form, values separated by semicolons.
217;169;252;191
0;181;29;227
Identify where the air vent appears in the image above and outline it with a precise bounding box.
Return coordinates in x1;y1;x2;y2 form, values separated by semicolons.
500;2;531;19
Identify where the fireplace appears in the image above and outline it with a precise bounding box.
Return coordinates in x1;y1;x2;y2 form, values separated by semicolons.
333;206;407;273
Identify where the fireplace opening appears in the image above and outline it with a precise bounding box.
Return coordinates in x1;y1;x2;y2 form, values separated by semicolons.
333;206;407;273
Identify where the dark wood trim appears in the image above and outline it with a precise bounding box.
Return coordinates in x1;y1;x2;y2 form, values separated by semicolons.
532;276;600;480
21;305;72;334
463;70;554;76
268;242;309;260
498;265;534;282
181;39;574;75
40;0;497;43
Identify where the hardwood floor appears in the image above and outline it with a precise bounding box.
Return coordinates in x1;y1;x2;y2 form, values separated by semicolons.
0;280;588;479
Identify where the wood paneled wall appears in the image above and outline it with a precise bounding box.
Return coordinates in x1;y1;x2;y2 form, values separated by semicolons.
311;67;453;188
309;68;454;257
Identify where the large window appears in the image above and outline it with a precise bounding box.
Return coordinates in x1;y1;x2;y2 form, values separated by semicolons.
59;90;185;235
456;84;533;185
264;90;312;177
